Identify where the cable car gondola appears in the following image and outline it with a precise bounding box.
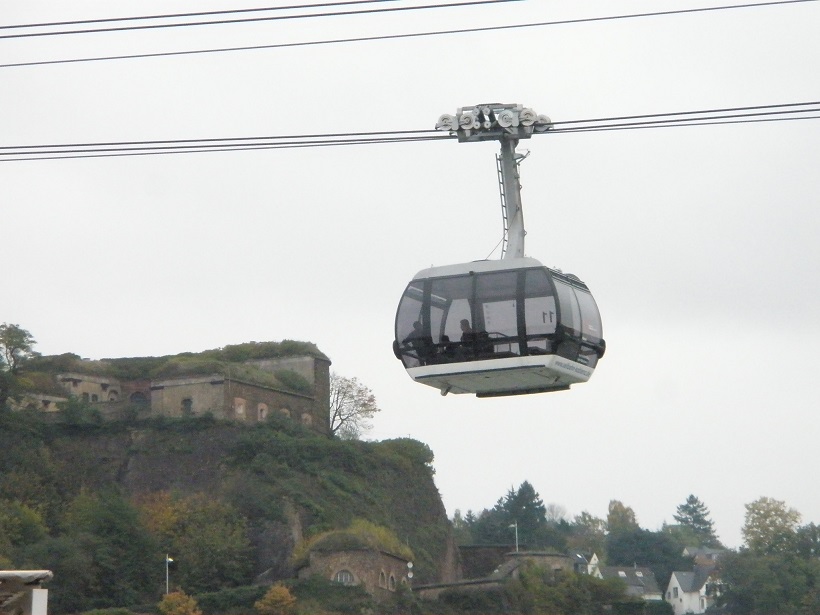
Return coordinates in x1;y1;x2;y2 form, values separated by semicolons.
392;104;605;397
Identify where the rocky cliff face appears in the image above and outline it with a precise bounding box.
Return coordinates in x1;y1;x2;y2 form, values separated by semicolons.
3;416;458;586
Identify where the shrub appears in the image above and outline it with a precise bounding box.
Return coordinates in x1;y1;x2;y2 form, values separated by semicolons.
158;591;201;615
254;584;296;615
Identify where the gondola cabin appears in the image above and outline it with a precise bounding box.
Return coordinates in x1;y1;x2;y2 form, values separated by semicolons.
393;257;605;397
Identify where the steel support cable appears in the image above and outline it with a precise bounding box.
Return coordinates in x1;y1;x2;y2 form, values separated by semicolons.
1;0;815;69
0;135;450;162
551;114;820;134
0;0;402;31
1;129;439;152
0;0;522;40
551;103;820;132
2;104;819;162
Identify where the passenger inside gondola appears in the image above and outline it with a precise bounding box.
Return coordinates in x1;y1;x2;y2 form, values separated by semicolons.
404;321;435;365
459;319;493;358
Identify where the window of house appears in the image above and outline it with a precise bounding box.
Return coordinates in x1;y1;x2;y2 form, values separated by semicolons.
301;413;313;426
280;407;291;417
618;571;627;577
109;390;119;401
181;398;193;416
258;403;268;421
334;570;355;586
82;393;90;402
673;587;678;598
233;397;246;417
42;400;50;409
635;571;643;577
388;574;396;591
91;394;98;402
379;571;386;588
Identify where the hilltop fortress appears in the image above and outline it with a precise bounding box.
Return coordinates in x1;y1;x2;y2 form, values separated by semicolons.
15;341;332;435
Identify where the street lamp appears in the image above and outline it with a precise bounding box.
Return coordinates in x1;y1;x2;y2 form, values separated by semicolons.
165;555;173;594
509;522;519;552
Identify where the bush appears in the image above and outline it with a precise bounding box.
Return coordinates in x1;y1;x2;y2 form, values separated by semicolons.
288;577;374;615
196;585;267;614
158;592;201;615
254;584;296;615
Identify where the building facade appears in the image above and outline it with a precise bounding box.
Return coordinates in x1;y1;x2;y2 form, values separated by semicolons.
32;354;331;434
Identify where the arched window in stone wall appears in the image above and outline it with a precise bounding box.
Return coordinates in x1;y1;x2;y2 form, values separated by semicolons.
388;574;396;591
258;403;268;421
379;571;387;588
181;398;193;416
334;570;355;586
109;390;119;401
233;397;246;418
280;407;291;418
301;412;313;427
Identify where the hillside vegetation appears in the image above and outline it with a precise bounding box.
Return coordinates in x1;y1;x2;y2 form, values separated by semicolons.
24;340;327;396
0;409;452;614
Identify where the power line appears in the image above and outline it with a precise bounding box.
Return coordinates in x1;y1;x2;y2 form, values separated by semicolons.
2;102;818;163
1;0;815;69
0;0;522;40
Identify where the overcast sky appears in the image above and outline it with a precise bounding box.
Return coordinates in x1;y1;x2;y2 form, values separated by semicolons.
3;0;819;550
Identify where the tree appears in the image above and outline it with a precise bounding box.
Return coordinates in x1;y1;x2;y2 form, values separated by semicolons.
451;509;474;545
328;372;380;439
606;500;639;534
719;550;820;614
468;481;568;550
568;511;607;557
255;584;296;615
672;494;722;547
796;522;820;559
0;323;39;409
606;527;690;590
163;494;254;594
742;496;801;555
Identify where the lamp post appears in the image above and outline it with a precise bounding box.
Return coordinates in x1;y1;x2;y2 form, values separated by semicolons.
165;555;173;594
509;522;519;552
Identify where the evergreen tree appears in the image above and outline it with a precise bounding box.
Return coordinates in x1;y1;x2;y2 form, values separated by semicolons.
673;494;722;547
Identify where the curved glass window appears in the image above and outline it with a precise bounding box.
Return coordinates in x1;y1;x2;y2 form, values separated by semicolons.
395;266;602;368
524;268;557;354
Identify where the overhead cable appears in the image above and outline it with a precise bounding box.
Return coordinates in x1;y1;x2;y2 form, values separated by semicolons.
0;0;522;40
2;102;818;163
0;0;401;31
1;0;815;69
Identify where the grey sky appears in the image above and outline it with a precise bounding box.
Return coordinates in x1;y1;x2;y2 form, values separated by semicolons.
3;0;819;549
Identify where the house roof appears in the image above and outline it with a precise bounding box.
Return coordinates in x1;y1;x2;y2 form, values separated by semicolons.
672;565;716;593
598;566;661;595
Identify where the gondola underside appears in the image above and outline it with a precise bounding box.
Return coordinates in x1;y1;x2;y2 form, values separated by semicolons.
406;354;594;397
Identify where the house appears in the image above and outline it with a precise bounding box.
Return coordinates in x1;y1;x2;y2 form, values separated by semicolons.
666;565;722;615
295;548;411;602
593;566;663;601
